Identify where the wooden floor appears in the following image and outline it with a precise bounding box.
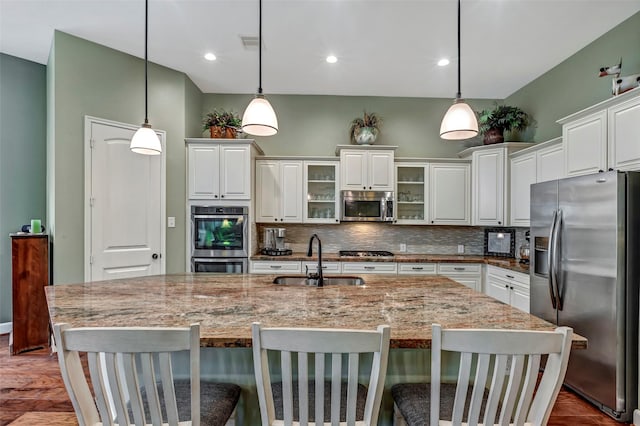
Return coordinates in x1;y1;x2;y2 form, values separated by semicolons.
0;333;630;425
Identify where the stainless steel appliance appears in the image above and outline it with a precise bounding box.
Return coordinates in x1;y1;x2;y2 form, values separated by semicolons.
261;228;292;256
530;171;640;421
190;206;248;273
341;191;394;222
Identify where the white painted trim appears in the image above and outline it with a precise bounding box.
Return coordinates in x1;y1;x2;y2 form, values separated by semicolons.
0;322;12;335
83;116;167;281
633;409;640;425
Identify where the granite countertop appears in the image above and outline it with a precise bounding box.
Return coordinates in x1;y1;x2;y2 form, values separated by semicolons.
46;273;583;349
250;253;530;274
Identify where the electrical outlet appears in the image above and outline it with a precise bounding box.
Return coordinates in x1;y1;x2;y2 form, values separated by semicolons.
457;244;464;254
399;243;407;252
168;217;176;228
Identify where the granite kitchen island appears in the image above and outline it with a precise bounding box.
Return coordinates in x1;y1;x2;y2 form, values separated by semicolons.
45;273;585;424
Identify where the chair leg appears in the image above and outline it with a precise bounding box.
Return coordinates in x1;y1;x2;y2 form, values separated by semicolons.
393;402;409;426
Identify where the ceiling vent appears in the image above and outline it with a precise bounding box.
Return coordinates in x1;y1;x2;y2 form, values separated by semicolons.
240;35;259;49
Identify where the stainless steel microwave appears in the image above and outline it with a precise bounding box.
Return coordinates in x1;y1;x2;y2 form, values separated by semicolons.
341;191;394;222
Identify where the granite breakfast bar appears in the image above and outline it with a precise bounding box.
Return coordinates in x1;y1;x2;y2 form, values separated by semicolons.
45;273;585;424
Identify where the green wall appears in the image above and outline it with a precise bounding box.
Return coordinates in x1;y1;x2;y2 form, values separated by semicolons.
203;94;498;157
0;53;47;323
505;11;640;142
49;31;198;284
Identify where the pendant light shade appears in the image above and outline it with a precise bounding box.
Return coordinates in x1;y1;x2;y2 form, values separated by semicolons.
131;0;161;155
439;0;478;140
242;0;278;136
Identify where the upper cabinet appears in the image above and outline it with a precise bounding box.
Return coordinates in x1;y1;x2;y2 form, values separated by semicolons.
336;145;396;191
459;143;534;227
186;139;263;200
559;87;640;176
255;160;303;223
535;138;565;183
395;162;428;224
303;161;340;224
429;162;471;225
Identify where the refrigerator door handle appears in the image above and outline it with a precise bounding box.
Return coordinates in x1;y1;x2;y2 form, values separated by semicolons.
548;209;558;309
553;209;563;310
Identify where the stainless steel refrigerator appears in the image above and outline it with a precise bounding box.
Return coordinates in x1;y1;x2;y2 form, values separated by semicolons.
530;170;640;422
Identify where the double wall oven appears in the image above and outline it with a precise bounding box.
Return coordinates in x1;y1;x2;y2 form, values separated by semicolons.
190;206;248;273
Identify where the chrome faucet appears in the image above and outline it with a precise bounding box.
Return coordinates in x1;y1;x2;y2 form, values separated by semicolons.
306;234;324;287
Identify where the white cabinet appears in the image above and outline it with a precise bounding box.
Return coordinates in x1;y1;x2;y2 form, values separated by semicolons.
485;265;530;313
437;263;482;292
559;88;640;176
303;161;340;224
186;141;256;200
339;148;395;191
251;260;302;274
562;110;607;177
472;148;506;226
395;163;428;224
398;263;437;275
302;261;341;275
608;94;640;171
341;262;397;274
536;139;564;183
428;163;471;225
510;151;536;227
255;160;303;223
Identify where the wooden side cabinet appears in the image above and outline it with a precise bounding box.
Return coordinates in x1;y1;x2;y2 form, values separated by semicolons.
10;234;49;355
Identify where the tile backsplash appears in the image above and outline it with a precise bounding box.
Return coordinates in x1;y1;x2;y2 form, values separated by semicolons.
257;223;528;258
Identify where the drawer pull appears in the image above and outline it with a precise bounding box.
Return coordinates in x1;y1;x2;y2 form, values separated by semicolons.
269;265;282;269
364;266;375;270
412;267;424;270
454;267;465;271
506;274;515;279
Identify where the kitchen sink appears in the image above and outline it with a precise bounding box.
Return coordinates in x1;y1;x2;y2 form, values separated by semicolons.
273;276;365;286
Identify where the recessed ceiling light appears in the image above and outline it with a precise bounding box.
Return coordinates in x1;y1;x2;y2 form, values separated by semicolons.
326;55;338;64
437;58;450;66
204;53;217;61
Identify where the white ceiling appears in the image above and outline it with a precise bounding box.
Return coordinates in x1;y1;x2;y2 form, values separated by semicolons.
1;0;639;99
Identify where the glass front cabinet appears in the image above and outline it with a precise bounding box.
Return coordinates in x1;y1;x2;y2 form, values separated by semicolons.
395;163;428;224
303;161;340;223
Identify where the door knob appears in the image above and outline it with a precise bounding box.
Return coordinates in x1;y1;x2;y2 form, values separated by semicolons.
152;253;159;259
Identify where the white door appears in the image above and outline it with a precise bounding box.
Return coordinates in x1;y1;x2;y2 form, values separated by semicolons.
220;144;250;199
86;117;165;281
429;163;470;225
368;151;394;191
472;148;505;226
255;160;281;222
340;150;368;190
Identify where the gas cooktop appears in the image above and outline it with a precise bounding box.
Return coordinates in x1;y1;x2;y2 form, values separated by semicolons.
339;250;394;257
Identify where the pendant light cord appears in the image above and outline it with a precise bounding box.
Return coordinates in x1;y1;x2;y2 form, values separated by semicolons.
144;0;149;124
258;0;263;95
456;0;461;99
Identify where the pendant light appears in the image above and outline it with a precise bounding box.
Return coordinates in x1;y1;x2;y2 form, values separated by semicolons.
439;0;478;140
242;0;278;136
130;0;162;155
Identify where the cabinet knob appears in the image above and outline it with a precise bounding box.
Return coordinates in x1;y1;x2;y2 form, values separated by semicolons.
363;186;366;190
510;286;514;290
498;221;501;225
280;218;284;221
221;195;225;198
335;219;339;222
608;168;614;171
505;284;509;289
598;169;604;173
431;220;434;224
274;219;278;222
152;253;160;260
214;195;218;198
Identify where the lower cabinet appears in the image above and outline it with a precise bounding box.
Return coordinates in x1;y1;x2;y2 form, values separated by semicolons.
301;261;341;275
437;263;482;292
485;265;530;313
250;261;302;274
398;263;437;275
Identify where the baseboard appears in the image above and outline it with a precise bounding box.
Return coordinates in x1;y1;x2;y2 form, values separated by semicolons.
0;322;12;335
634;409;640;425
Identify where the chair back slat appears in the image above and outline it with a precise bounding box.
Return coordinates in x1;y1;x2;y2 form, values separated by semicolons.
53;323;200;426
297;352;309;425
429;324;573;426
346;353;360;425
331;352;342;424
513;354;541;426
252;322;390;426
314;353;325;425
467;353;491;426
281;350;294;425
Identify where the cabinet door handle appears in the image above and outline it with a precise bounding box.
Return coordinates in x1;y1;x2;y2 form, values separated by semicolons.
506;274;514;279
364;266;375;270
510;286;514;290
221;195;225;198
412;267;424;270
505;284;509;289
269;265;282;269
454;267;465;271
214;195;218;198
498;221;502;225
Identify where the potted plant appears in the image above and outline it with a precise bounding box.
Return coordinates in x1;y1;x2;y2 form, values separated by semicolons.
349;111;382;145
202;109;242;138
477;105;530;145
